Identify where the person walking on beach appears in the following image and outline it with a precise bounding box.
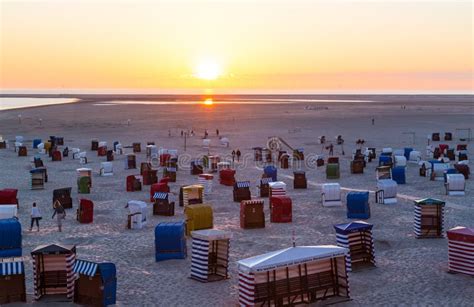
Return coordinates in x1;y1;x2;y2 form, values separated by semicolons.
30;202;42;231
216;129;219;136
236;149;241;162
328;143;334;156
371;118;375;125
52;200;66;232
231;150;236;163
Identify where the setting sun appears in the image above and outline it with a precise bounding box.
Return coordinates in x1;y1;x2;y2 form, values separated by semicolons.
195;60;221;80
203;98;214;105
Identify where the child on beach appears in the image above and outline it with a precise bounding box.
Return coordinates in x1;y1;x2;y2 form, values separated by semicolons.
30;202;42;231
52;200;66;232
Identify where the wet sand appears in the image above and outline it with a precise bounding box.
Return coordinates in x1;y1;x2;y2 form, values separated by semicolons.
0;96;473;305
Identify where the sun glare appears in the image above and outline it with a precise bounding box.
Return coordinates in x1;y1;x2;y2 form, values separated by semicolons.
203;98;214;105
195;60;221;80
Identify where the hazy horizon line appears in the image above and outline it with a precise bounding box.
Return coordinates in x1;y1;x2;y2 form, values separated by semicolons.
1;89;473;96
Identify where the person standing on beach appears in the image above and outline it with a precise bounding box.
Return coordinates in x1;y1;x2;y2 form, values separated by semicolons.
236;149;241;162
372;118;375;125
329;143;334;156
52;200;66;232
216;129;219;136
30;202;42;231
231;150;236;163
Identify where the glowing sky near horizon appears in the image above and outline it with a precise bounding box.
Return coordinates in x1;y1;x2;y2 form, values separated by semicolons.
0;0;472;93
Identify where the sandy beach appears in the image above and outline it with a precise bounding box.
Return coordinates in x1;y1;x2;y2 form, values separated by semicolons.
0;95;473;306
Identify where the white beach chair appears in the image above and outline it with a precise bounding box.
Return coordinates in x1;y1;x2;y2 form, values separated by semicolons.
394;155;407;167
14;142;23;152
115;143;123;155
419;160;432;177
71;148;81;159
408;151;421;163
432;163;449;181
127;200;147;230
321;183;342;207
376;179;397;204
100;162;114;176
426;145;433;157
393;149;404;157
382;148;393;155
445;174;465;196
146;145;158;158
198;175;213;195
37;143;45;154
79;152;87;164
220;137;230;147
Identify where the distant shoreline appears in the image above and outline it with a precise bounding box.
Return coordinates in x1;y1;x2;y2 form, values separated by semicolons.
1;93;473;100
1;94;473;112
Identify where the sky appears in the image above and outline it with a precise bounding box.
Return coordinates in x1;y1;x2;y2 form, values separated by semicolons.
0;0;473;94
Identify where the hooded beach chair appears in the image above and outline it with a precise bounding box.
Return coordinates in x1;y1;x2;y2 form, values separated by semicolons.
233;181;251;202
375;179;397;204
293;171;307;188
126;200;147;229
100;162;113;176
155;222;187;262
153;192;175;216
445;174;465;196
78;176;91;194
414;198;445;238
240;200;265;229
346;191;370;219
321;183;342;207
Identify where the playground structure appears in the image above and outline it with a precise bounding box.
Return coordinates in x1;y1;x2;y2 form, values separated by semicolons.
267;137;302;167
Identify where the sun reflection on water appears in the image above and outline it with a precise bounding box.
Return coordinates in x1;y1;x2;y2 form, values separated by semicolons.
203;98;214;106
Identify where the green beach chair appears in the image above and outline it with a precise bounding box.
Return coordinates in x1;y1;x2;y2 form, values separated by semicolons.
326;163;340;179
78;176;91;194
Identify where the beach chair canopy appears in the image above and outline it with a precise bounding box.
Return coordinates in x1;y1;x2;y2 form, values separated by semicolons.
237;245;348;274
